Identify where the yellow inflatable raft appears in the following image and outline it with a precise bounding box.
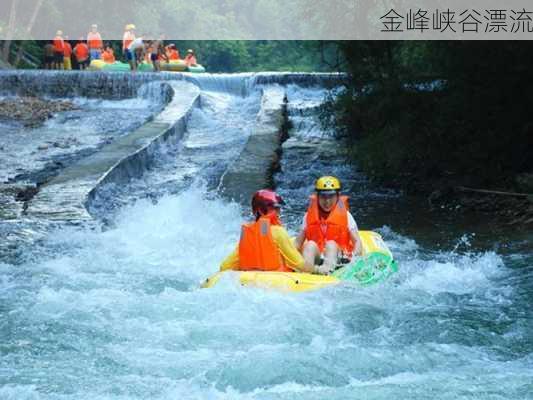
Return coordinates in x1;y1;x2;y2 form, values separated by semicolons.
161;60;188;72
202;231;397;292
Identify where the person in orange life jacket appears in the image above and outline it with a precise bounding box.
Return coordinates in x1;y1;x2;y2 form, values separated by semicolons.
166;44;180;60
63;35;73;70
102;43;115;64
87;24;103;61
220;190;305;272
73;38;89;70
295;176;363;275
53;30;65;70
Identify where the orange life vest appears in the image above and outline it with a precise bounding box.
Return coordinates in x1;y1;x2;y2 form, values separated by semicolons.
87;32;103;49
102;49;115;63
167;49;180;60
74;43;89;61
53;36;64;52
63;42;72;57
304;194;354;254
238;217;292;272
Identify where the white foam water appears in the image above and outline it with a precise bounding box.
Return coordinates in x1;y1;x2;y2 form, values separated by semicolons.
1;78;531;400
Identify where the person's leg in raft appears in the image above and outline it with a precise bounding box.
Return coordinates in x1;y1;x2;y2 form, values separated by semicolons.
322;240;340;273
302;240;321;272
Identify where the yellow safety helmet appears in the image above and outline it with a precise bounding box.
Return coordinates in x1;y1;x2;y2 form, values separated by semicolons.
315;176;341;194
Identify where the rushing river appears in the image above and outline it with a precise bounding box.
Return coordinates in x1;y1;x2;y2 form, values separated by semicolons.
1;80;531;399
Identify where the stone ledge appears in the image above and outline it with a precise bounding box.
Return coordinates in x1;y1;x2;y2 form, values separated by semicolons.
219;86;287;204
25;81;200;221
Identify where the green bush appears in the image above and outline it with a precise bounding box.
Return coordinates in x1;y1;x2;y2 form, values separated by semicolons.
324;41;533;190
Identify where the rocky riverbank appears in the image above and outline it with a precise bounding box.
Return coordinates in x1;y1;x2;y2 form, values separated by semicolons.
0;96;76;127
417;174;533;228
428;187;533;227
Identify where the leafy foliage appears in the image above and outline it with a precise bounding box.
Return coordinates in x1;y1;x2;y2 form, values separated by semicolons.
7;40;337;73
325;41;533;190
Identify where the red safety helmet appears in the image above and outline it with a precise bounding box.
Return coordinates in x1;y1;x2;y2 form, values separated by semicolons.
251;189;285;216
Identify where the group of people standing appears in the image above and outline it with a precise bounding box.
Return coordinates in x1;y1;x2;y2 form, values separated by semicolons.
43;24;102;70
221;176;363;275
43;23;198;72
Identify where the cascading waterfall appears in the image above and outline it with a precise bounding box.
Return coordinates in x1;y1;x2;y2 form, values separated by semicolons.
0;71;531;400
0;71;345;100
88;89;262;219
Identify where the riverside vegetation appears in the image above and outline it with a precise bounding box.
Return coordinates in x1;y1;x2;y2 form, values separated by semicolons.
321;41;533;226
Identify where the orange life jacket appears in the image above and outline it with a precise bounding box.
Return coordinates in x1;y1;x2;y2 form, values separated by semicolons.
238;217;292;272
102;49;115;63
74;43;89;61
53;36;64;52
87;32;103;49
63;42;72;57
167;49;180;60
304;194;354;254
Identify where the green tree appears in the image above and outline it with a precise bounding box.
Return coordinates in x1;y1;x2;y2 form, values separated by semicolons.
325;41;533;189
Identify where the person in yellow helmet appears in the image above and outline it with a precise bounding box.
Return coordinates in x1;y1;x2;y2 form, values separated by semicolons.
295;176;362;275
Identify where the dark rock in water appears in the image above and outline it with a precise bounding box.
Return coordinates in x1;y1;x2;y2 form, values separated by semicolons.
15;185;39;202
0;183;37;220
0;96;77;128
428;186;455;208
516;173;533;193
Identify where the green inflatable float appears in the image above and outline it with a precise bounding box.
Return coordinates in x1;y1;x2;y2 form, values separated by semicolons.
89;60;205;73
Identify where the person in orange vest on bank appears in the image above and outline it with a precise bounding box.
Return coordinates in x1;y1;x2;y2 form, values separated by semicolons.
52;30;65;70
87;24;103;61
73;38;89;70
220;190;305;272
295;176;363;275
63;35;72;70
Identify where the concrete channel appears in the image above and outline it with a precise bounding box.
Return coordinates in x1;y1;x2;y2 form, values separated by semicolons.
0;71;343;224
24;81;200;221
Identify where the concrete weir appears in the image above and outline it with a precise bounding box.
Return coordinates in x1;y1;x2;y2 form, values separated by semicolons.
25;81;200;221
0;71;344;224
219;86;287;204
